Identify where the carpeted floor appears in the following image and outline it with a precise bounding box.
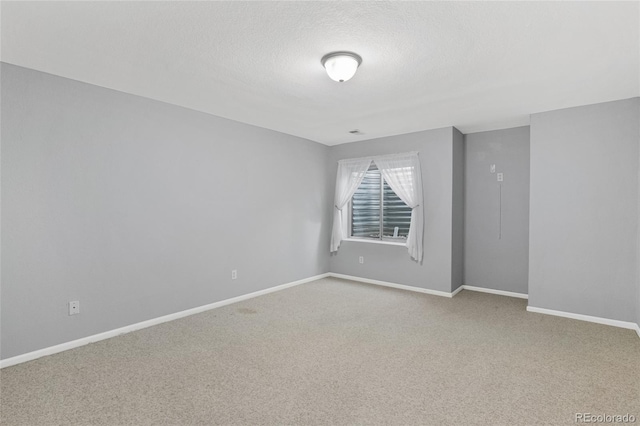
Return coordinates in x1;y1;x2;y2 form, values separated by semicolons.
1;277;639;425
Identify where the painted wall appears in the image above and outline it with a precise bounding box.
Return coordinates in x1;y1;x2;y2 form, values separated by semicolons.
328;127;456;293
3;62;637;362
0;63;331;359
464;127;530;294
451;128;464;291
637;111;640;332
529;98;639;322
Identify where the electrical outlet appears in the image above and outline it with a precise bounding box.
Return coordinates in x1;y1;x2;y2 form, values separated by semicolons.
231;269;237;280
69;300;80;316
497;173;504;182
490;164;496;173
359;256;364;264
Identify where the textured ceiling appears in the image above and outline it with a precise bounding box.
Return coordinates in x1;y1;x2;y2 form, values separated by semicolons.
2;1;639;145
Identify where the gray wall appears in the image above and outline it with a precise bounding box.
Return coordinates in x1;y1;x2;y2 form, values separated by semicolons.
328;127;456;293
451;128;464;291
1;63;331;359
3;62;638;362
464;127;530;294
529;98;639;322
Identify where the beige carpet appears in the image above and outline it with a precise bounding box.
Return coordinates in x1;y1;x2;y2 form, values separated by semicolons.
1;277;639;425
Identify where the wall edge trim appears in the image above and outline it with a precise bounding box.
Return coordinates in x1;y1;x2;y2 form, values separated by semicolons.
461;285;528;299
527;305;639;336
328;273;455;298
451;285;464;297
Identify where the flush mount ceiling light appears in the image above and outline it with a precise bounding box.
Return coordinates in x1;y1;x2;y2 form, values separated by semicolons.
321;52;362;82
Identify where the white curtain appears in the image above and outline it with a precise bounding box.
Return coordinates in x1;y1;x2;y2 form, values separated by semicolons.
330;158;372;252
374;152;424;262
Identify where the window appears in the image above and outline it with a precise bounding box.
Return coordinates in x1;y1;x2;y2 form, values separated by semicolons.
350;163;412;241
331;152;422;261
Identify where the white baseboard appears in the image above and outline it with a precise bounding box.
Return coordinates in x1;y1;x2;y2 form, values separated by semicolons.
328;273;456;298
0;273;330;369
326;274;529;300
461;285;528;299
526;306;639;335
451;285;464;297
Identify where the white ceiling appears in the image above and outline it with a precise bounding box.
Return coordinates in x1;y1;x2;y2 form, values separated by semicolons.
2;1;639;145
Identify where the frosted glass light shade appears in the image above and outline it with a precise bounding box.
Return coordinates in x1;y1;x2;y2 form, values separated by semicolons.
321;52;362;82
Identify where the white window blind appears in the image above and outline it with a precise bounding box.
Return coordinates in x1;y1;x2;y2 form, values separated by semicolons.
351;164;412;240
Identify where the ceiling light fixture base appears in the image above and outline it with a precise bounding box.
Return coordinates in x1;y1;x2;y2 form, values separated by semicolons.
321;51;363;82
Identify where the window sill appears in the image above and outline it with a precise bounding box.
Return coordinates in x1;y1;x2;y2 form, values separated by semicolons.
343;238;406;247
